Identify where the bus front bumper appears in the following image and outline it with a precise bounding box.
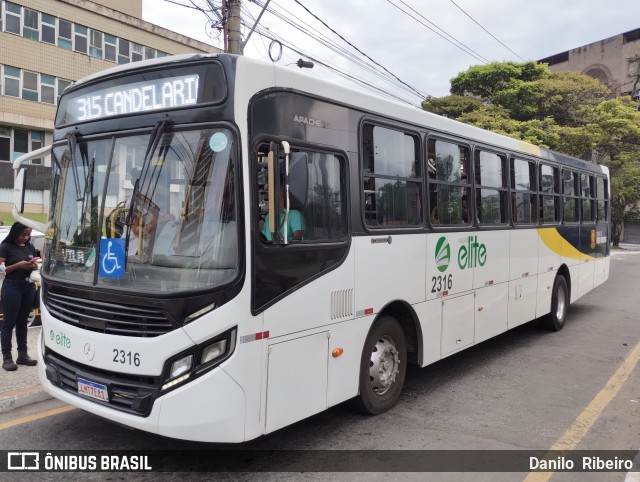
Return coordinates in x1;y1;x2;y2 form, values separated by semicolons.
37;331;247;443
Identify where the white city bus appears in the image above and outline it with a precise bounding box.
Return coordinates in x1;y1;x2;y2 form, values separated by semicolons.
13;53;610;442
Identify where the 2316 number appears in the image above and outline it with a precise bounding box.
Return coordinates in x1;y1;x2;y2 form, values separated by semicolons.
112;349;141;367
431;274;453;293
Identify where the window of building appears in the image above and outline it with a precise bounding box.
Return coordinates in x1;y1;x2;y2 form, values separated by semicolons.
581;173;595;222
41;13;56;44
0;2;3;31
562;169;579;222
74;24;88;53
14;129;28;153
475;150;507;225
428;138;470;226
58;19;72;50
596;176;608;222
3;65;20;97
539;163;560;223
89;29;103;58
104;34;117;62
30;131;43;165
0;127;10;161
132;42;143;62
41;74;56;104
118;39;130;64
362;124;422;227
145;47;156;60
22;7;39;40
511;158;537;224
5;1;21;35
57;78;72;102
21;70;38;101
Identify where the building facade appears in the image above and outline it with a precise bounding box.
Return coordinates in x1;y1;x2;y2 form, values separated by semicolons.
0;0;220;213
539;27;640;99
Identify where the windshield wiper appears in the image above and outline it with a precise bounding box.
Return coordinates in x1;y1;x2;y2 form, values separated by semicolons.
124;116;172;259
65;129;83;201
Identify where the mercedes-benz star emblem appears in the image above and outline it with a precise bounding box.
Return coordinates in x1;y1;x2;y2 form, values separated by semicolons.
83;343;95;361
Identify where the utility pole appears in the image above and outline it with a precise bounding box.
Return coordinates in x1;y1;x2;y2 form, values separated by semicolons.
226;0;242;54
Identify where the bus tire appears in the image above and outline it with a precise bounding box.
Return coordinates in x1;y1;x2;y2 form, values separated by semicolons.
544;275;569;331
354;315;407;415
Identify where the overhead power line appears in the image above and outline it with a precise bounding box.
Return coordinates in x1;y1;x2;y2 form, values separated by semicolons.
448;0;526;61
254;0;425;100
292;0;429;99
387;0;490;64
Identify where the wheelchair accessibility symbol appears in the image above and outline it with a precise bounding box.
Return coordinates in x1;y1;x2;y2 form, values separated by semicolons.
99;238;125;278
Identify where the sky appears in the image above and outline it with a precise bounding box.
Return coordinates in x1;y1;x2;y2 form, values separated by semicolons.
142;0;640;105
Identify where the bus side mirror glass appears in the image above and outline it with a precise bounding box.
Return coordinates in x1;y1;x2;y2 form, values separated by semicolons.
14;167;26;214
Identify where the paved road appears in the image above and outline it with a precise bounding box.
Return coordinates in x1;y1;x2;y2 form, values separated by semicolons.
1;249;639;481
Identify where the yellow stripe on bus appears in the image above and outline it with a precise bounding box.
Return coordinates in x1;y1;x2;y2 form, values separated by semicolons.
536;228;596;262
515;140;543;157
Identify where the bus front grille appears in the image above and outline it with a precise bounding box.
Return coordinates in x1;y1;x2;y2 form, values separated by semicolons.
43;292;175;337
44;348;159;416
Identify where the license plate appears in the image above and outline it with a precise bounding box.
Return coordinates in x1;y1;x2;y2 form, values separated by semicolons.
77;377;109;402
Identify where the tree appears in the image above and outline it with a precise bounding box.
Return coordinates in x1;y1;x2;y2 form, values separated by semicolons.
590;97;640;245
421;95;482;119
423;61;640;247
450;61;549;99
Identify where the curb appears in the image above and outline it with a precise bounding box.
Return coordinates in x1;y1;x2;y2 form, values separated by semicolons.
0;385;52;414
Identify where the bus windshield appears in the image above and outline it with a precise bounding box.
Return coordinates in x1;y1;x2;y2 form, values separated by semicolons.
45;127;239;294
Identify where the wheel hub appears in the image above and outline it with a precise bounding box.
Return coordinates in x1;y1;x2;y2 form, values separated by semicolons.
556;286;567;321
369;336;400;395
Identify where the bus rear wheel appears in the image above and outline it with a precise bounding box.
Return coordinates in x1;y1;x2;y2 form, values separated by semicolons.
543;275;569;331
354;316;407;415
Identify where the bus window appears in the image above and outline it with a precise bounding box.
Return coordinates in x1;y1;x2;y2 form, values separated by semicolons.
562;169;579;222
362;124;421;227
258;144;347;243
474;150;507;225
427;138;470;226
596;176;608;222
581;173;595;222
511;158;537;224
539;164;560;224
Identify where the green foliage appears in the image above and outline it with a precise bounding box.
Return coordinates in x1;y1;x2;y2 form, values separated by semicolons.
422;95;483;118
450;61;549;98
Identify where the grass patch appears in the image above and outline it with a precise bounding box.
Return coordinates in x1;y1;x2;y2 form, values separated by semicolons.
0;212;48;227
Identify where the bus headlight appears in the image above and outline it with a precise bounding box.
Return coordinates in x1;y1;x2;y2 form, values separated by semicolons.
161;327;237;393
161;355;193;391
169;355;193;379
202;339;227;364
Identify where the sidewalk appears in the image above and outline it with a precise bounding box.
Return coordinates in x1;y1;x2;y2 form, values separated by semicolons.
0;326;52;413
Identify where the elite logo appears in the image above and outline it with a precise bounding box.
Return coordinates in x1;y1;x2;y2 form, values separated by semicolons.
435;236;451;272
49;329;71;349
435;235;488;272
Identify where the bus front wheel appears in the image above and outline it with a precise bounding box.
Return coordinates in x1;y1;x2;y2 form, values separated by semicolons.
354;316;407;415
544;275;569;331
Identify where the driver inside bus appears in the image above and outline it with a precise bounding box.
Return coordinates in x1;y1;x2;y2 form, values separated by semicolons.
262;189;305;242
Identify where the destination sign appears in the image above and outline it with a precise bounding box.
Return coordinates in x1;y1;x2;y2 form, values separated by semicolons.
68;74;200;122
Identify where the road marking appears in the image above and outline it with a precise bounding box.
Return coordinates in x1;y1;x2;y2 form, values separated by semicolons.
0;405;76;431
523;339;640;482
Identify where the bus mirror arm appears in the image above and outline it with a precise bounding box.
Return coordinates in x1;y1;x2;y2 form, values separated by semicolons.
282;141;290;245
267;145;277;243
12;145;52;233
